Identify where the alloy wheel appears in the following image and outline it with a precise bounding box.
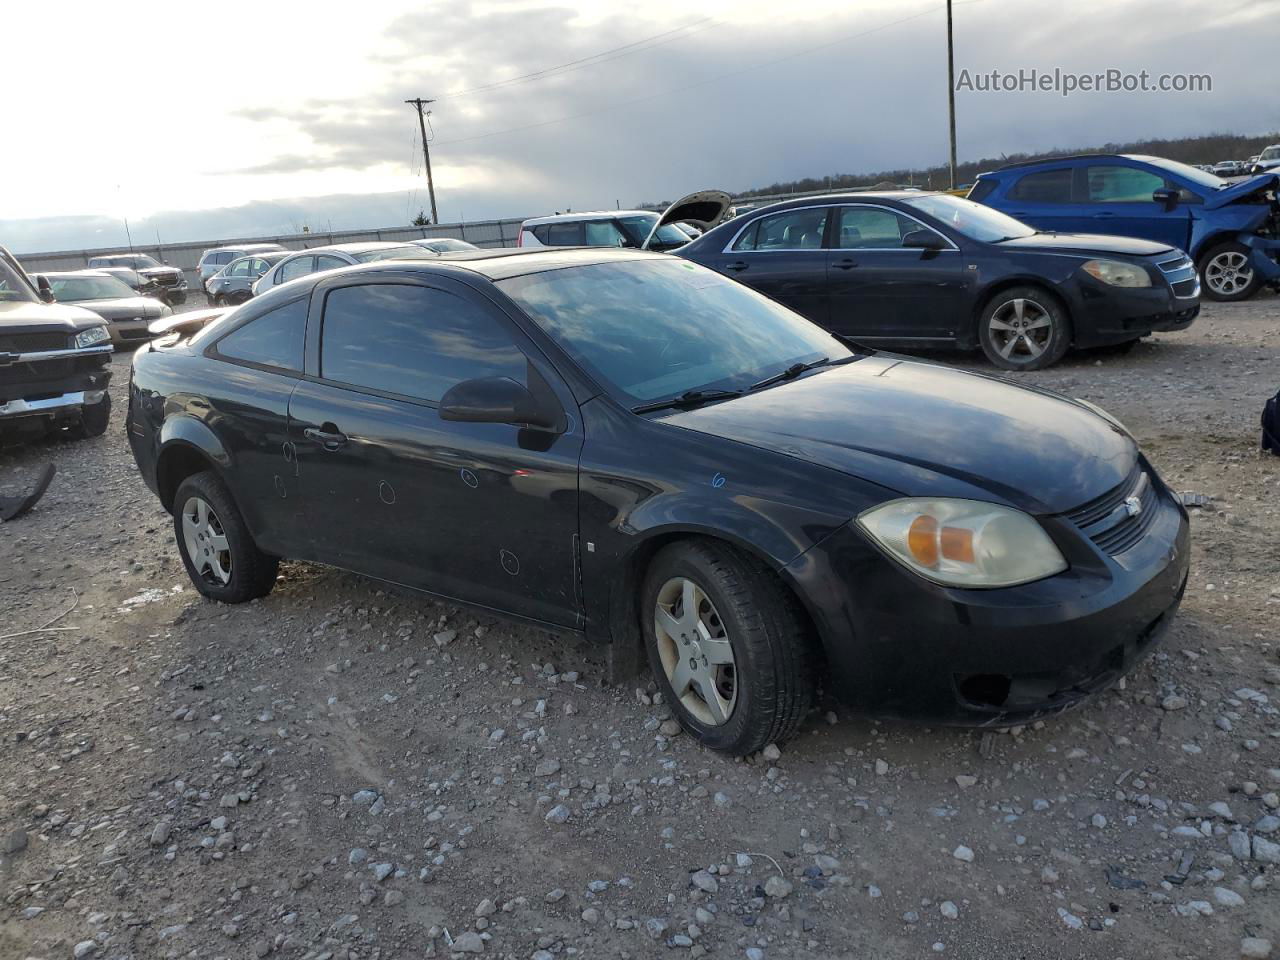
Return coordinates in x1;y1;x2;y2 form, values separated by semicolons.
988;297;1053;364
653;577;738;725
180;495;232;585
1204;251;1253;297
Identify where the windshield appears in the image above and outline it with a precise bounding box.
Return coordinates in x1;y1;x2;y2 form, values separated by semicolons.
91;255;159;269
49;275;137;301
353;245;433;263
617;214;692;249
422;238;477;252
1262;147;1280;161
903;194;1035;242
0;258;38;303
1133;155;1227;190
499;258;852;404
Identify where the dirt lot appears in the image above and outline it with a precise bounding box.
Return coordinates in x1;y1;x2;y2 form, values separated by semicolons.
2;294;1278;960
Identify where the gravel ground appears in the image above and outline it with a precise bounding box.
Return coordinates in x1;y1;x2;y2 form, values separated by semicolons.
1;295;1278;960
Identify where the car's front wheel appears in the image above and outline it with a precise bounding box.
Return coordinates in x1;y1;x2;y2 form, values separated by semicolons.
642;540;813;756
173;471;279;603
977;286;1071;371
1199;241;1261;302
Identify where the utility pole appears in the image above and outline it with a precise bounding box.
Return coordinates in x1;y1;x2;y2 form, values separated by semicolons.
946;0;958;189
405;98;439;224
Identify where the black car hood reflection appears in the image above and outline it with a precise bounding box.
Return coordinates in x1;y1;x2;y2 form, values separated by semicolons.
996;232;1173;256
659;357;1136;515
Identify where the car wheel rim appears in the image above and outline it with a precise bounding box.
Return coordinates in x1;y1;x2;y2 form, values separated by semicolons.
180;496;232;586
1204;251;1252;296
653;577;737;726
989;297;1053;363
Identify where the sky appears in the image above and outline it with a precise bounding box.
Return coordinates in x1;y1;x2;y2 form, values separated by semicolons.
3;0;1278;253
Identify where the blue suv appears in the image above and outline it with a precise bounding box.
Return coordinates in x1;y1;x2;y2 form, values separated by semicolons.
971;154;1280;301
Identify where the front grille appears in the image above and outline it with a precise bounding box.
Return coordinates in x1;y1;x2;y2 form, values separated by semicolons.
1172;278;1197;297
150;274;182;287
1157;254;1194;274
1063;467;1160;556
0;332;69;352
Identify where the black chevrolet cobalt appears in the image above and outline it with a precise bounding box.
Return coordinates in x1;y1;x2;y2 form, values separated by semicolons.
127;249;1189;754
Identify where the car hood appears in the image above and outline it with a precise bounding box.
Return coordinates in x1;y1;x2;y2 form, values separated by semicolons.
68;296;168;320
0;298;110;334
1203;172;1280;209
996;232;1173;257
661;356;1137;515
138;266;183;278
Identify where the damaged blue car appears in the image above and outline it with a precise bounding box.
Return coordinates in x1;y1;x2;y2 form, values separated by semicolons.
970;154;1280;302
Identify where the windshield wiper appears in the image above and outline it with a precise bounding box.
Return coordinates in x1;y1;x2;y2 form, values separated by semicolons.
631;388;743;414
749;357;835;391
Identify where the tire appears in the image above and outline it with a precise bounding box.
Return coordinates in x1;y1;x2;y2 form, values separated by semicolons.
1199;241;1261;302
172;471;278;603
228;291;251;305
977;285;1071;371
642;539;814;756
68;393;111;440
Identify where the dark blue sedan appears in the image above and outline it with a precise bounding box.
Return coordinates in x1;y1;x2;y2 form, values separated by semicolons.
680;192;1199;370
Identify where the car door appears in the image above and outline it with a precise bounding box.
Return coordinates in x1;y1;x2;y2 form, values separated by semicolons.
825;204;963;340
1081;163;1193;249
287;274;584;628
202;295;309;556
225;258;254;294
997;166;1082;232
707;206;831;325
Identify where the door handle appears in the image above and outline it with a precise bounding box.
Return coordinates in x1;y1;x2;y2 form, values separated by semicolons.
724;261;749;272
832;258;857;270
304;424;347;451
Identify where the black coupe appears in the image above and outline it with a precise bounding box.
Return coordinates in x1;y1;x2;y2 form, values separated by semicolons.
679;192;1200;370
126;249;1188;754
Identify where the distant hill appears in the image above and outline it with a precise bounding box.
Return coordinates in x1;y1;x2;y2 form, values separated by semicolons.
733;131;1280;197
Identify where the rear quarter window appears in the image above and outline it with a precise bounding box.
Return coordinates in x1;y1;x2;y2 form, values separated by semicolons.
1008;169;1074;203
212;297;307;372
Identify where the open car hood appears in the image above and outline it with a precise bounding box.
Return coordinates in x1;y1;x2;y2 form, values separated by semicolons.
642;190;733;249
1203;173;1280;209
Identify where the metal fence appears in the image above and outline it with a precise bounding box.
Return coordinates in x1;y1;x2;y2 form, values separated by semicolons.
15;218;527;293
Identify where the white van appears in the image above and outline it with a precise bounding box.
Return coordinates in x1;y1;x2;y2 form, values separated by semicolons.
517;191;732;253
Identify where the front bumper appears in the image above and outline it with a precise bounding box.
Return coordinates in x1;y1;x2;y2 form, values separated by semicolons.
783;463;1190;724
0;389;107;421
1072;268;1199;345
108;318;154;347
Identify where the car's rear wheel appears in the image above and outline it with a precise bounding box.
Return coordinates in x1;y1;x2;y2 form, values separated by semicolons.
978;286;1071;371
642;540;813;756
1199;241;1261;301
228;291;251;305
173;471;278;603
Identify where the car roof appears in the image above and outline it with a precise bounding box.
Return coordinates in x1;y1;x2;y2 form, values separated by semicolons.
284;241;419;256
205;243;284;254
90;254;149;261
289;246;667;285
521;210;657;226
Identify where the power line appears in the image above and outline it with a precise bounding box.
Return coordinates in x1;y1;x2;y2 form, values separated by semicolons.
435;4;955;148
434;17;717;101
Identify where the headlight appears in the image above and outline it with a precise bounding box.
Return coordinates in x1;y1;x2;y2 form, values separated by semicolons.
1081;259;1151;288
1074;398;1131;437
857;498;1067;588
74;326;111;348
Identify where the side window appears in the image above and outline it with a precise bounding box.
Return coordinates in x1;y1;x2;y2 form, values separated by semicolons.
314;255;348;272
546;222;584;246
1086;165;1166;203
214;297;307;371
319;284;526;403
734;209;828;251
531;225;552;244
228;260;252;277
584;220;626;246
834;207;926;248
279;256;314;283
1009;169;1074;203
213;252;234;266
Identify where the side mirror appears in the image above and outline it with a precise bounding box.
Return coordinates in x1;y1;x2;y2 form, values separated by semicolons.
35;274;55;303
439;377;561;430
1152;187;1178;209
902;229;946;250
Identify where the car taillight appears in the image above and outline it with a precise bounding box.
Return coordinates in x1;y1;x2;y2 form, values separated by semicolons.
515;229;523;247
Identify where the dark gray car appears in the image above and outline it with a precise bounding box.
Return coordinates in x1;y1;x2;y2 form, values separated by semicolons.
205;252;289;305
40;270;173;347
85;253;188;305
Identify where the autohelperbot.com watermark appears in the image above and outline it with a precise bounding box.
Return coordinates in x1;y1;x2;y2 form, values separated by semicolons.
956;68;1212;97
